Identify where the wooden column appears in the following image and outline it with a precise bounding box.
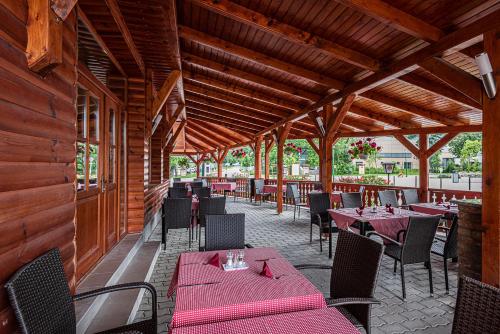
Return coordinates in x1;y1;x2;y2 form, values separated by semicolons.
482;29;500;287
418;134;429;202
211;148;229;178
264;138;274;179
187;154;207;178
163;148;171;181
254;136;263;178
276;124;292;214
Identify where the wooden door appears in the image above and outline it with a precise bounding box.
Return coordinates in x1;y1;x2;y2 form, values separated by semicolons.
76;81;104;281
103;97;119;251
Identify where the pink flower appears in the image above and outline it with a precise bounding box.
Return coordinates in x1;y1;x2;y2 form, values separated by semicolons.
377;146;381;151
370;142;377;148
367;138;372;142
351;143;355;147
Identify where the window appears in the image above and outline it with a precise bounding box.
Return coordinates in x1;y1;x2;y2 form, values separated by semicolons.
77;86;100;192
108;109;116;183
403;162;412;169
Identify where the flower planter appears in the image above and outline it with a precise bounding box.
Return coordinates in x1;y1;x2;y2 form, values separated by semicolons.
358;154;368;160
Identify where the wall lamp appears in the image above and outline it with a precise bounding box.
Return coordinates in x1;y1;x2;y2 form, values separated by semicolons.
475;52;496;99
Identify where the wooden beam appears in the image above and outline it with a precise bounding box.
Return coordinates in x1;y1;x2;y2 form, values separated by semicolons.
276;123;292;213
326;94;356;141
178;26;345;90
182;52;320;101
78;6;127;78
419;134;429;202
426;133;458;158
264;137;274;179
193;0;379;71
337;0;443;42
254;136;263;178
105;0;145;75
338;124;482;138
51;0;78;21
400;73;482;110
306;138;320;155
394;134;420;157
482;28;500;287
183;71;302;110
185;135;214;152
26;0;63;74
419;57;483;105
349;104;417;129
165;103;185;138
361;91;464;126
164;120;186;150
152;70;182;119
191;119;249;143
186;109;261;134
185;127;222;149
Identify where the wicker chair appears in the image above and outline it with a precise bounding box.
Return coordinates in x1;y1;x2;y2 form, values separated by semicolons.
162;198;193;250
340;192;363;208
402;189;419;205
451;276;500;334
204;214;249;251
198;196;226;248
173;177;181;182
368;215;441;300
190;181;203;188
431;215;458;293
172;181;187;188
169;187;189;198
288;183;307;220
254;179;271;205
4;249;157;334
308;192;334;258
296;230;384;334
193;186;211;198
377;190;399;207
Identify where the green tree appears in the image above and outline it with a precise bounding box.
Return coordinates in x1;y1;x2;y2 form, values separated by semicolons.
449;133;482;158
429;152;442;173
333;138;355;175
460;140;482;172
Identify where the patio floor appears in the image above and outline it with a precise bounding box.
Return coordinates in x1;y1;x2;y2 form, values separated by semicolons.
135;199;458;334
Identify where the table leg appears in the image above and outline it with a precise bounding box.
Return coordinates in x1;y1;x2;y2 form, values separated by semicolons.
360;221;366;236
329;219;332;259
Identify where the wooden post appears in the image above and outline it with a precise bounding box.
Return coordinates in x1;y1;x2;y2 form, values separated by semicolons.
276;124;292;214
163;148;170;181
254;136;263;178
214;148;228;178
264;138;274;179
418;134;429;202
482;29;500;287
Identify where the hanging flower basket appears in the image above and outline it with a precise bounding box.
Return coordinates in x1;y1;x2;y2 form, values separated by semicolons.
284;143;303;156
348;138;381;160
231;149;246;159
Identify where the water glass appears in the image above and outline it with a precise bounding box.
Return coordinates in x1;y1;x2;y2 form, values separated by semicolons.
237;250;245;267
226;250;234;267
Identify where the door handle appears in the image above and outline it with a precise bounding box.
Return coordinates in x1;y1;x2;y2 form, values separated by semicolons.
101;178;106;192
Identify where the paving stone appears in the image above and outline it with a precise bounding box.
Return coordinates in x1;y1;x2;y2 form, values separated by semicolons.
131;199;457;333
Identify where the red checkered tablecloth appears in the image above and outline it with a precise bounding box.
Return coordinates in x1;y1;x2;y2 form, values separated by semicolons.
328;207;431;240
410;203;458;219
262;185;286;193
211;182;236;191
171;307;360;334
168;248;326;328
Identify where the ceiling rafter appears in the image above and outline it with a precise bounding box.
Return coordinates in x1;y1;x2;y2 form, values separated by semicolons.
185;126;221;149
178;25;345;90
190;119;252;142
187;121;235;147
186;112;259;136
349;104;418;129
186;106;267;130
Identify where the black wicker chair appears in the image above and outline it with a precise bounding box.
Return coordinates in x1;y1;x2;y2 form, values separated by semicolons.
172;181;187;188
402;189;420;205
432;215;458;293
190;181;203;188
377;190;399;207
308;192;334;258
368;215;441;300
4;249;157;334
204;214;251;251
254;179;271;205
198;196;226;248
193;186;211;198
288;183;307;220
451;276;500;334
340;192;363;208
296;230;384;334
169;187;188;198
162;198;193;250
173;177;181;182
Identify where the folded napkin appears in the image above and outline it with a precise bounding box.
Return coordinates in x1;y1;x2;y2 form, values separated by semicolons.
355;206;364;216
444;204;451;209
208;253;221;267
260;261;273;278
385;204;394;214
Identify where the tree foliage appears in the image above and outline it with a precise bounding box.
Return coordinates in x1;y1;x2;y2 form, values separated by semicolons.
460;140;482;172
449;133;482;158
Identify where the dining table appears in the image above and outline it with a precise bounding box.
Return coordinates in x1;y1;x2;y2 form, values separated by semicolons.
410;202;458;220
211;182;237;193
262;184;286;194
170;307;360;334
167;247;327;329
328;206;431;239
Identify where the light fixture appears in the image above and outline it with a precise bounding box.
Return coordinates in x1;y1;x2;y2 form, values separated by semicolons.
272;133;278;143
381;162;396;184
152;113;163;134
475;52;496;99
315;116;326;137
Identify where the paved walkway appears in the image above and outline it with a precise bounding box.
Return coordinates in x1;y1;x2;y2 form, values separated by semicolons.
135;199;457;333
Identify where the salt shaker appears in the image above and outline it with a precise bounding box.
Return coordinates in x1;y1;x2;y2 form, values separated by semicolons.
237;250;245;267
226;250;234;267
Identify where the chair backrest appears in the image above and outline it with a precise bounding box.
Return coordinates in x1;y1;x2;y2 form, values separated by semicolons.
378;190;398;207
285;183;298;200
254;179;265;194
4;248;76;334
358;186;365;196
401;215;441;264
163;198;192;229
444;215;459;259
173;182;187;188
402;189;419;205
226;178;236;182
313;182;323;191
205;214;245;251
193;178;202;182
193;187;211;198
199;196;226;225
169;187;189;198
173;177;181;182
330;230;384;331
190;181;203;188
452;276;500;334
290;183;301;203
340;192;363;208
308;192;331;219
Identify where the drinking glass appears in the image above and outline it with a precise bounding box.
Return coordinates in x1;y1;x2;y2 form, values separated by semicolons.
237;250;245;267
226;250;234;267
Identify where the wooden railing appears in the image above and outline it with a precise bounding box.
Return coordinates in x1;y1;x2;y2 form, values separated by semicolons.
144;181;169;226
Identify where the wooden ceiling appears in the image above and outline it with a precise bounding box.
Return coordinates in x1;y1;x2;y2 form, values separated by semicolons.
78;0;500;153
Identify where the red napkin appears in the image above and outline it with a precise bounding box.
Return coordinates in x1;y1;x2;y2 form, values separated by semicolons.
208;253;221;267
445;204;451;209
356;206;364;216
387;206;394;214
260;261;273;278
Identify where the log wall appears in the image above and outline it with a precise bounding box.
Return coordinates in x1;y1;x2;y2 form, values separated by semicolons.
0;2;77;332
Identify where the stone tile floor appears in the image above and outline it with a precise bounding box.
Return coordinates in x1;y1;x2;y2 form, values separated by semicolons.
135;199;457;333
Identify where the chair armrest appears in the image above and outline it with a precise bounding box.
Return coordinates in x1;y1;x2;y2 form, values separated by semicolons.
326;297;381;307
440;226;451;231
74;282;156;303
367;231;402;246
396;229;406;242
294;264;333;270
245;243;254;248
